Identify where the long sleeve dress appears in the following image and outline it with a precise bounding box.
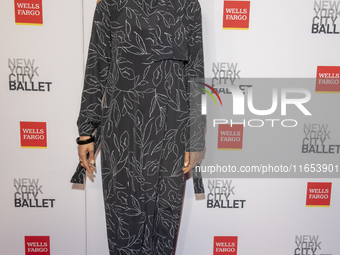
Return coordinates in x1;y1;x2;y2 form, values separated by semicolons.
72;0;205;254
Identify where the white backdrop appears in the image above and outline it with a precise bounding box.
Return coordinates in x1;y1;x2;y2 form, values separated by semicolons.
0;0;86;254
1;0;339;254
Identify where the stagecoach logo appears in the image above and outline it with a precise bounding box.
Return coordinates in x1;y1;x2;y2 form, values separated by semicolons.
218;124;243;150
25;236;50;255
8;58;52;92
214;236;238;255
14;178;56;208
306;182;332;207
223;1;250;30
20;122;47;149
207;180;246;209
15;0;43;26
311;1;340;34
315;66;340;93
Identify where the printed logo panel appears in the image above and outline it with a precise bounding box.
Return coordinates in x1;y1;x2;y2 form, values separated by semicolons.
218;124;243;150
312;1;340;34
223;1;250;30
8;58;53;92
25;236;50;255
306;182;332;207
315;66;340;93
301;123;340;154
20;122;47;149
214;236;238;255
14;0;43;26
207;180;246;209
14;178;56;208
295;235;323;254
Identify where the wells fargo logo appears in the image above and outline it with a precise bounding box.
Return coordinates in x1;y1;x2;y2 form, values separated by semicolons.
306;182;332;207
214;236;238;255
223;1;250;30
315;66;340;93
25;236;50;255
218;124;243;150
20;121;47;148
14;0;43;26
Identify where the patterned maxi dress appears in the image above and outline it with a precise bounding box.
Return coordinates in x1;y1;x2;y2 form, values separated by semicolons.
71;0;205;254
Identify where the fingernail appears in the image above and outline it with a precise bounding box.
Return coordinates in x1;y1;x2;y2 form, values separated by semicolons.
184;162;188;167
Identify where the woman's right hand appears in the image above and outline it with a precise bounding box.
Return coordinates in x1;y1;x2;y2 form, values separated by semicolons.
78;136;95;174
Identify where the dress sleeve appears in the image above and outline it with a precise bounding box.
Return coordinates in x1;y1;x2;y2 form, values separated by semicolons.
77;1;112;136
185;0;206;152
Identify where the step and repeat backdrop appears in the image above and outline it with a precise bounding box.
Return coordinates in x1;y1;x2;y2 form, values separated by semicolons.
0;0;339;255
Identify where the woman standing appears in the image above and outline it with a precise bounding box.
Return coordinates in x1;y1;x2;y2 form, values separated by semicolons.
73;0;205;254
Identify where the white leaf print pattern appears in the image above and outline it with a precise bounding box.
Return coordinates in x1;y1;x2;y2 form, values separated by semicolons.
75;0;205;254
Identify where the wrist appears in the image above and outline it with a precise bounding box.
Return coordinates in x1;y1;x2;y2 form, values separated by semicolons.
79;136;92;141
76;135;94;145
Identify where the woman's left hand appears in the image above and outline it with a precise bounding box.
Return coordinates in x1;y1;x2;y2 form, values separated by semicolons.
183;151;201;174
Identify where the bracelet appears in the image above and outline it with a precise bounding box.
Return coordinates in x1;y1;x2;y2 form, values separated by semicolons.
76;135;94;145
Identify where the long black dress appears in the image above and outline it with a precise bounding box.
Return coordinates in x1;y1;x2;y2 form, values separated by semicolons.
73;0;205;254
